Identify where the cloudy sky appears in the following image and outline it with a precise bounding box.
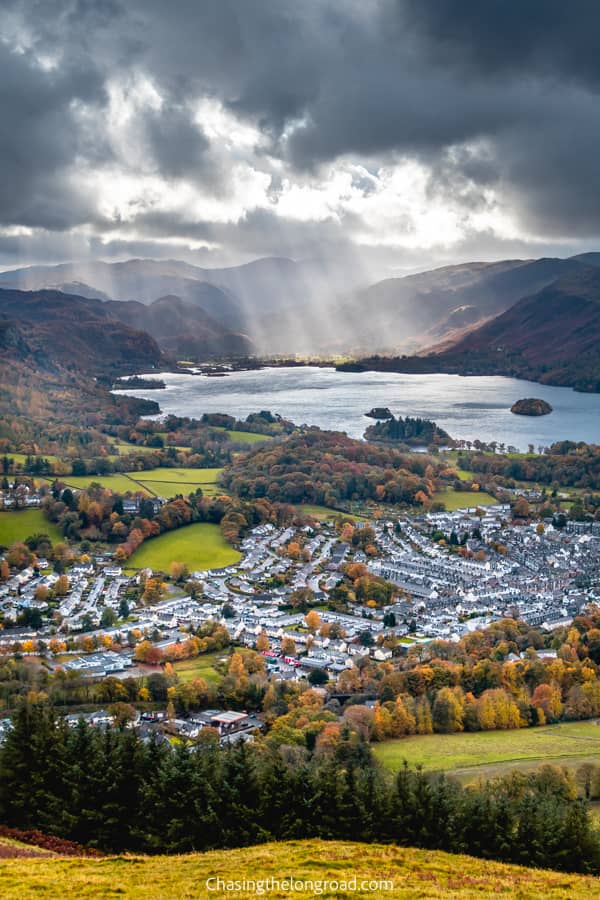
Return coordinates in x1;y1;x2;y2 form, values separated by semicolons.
2;0;600;277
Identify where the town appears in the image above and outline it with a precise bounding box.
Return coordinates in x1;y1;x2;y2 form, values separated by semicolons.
2;501;599;721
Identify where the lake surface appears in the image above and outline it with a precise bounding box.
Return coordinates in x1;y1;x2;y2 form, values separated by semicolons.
116;367;600;449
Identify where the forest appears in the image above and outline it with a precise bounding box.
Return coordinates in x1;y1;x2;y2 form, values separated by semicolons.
364;415;452;446
221;430;442;506
458;442;600;491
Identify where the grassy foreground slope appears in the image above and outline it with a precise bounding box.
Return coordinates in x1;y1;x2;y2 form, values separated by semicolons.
0;840;598;899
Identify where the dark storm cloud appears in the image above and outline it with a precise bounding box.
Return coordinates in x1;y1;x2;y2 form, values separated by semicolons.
144;106;212;181
400;0;600;82
3;0;600;256
0;36;107;229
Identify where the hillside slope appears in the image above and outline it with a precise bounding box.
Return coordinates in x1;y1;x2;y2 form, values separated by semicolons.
0;840;597;899
105;294;254;357
0;288;162;376
341;256;588;353
431;266;600;391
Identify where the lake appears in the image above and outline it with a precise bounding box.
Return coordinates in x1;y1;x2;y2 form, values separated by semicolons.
115;367;600;450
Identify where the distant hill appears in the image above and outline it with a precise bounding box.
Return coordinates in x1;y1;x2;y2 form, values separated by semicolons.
0;287;163;426
0;288;162;376
104;293;254;358
0;255;366;354
2;252;600;358
0;840;597;899
340;256;590;353
430;266;600;391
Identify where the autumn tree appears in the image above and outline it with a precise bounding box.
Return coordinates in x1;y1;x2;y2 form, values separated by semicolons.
432;687;464;733
256;630;270;652
54;574;70;597
142;578;165;605
170;562;190;583
305;610;321;634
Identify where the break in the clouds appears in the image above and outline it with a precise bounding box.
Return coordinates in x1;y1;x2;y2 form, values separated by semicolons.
1;0;600;273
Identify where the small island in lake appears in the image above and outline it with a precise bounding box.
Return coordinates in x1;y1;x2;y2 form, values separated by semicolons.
364;414;453;446
365;407;393;419
510;398;553;417
113;375;166;390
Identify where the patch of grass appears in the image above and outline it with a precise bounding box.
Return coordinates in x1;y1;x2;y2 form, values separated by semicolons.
61;468;222;496
128;523;240;572
63;474;150;494
295;504;366;521
433;489;497;510
213;428;271;444
374;722;600;773
136;481;226;499
0;840;597;899
108;441;160;456
172;650;228;685
0;510;62;546
130;467;222;484
1;452;60;466
454;468;476;482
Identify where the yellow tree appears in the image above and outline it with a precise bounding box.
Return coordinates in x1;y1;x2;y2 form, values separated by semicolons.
54;574;70;597
281;636;297;656
256;630;270;652
305;610;321;634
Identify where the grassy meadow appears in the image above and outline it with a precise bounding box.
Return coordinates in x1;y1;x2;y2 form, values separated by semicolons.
60;467;223;498
63;473;150;494
172;650;228;685
295;504;360;520
0;510;62;546
132;467;224;498
0;840;597;899
128;522;240;572
433;488;497;510
373;722;600;776
224;429;271;444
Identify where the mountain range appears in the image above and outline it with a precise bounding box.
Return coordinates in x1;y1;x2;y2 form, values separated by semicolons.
3;251;600;390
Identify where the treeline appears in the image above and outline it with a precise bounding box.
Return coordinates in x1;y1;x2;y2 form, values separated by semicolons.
0;409;292;477
46;487;295;558
222;430;442;506
0;701;599;874
200;409;295;437
328;613;600;736
458;443;600;491
0;644;269;713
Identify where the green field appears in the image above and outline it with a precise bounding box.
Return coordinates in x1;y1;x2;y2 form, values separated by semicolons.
0;840;597;899
132;467;224;498
131;467;222;484
455;468;476;482
296;504;364;521
61;467;223;497
433;488;497;510
137;481;224;498
108;441;160;456
172;650;228;684
2;452;61;466
224;429;271;444
128;523;240;572
0;510;62;546
374;722;600;775
63;473;150;494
